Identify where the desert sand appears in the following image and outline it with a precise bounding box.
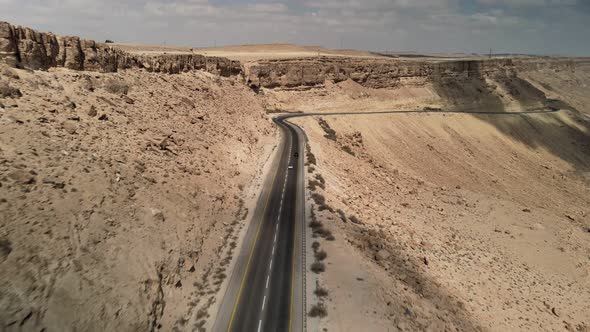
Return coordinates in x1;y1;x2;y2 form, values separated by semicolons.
0;65;276;331
286;72;590;331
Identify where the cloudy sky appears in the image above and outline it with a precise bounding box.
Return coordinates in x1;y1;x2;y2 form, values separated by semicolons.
1;0;589;55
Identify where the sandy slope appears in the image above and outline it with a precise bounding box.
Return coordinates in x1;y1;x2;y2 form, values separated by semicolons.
287;71;590;331
0;65;276;331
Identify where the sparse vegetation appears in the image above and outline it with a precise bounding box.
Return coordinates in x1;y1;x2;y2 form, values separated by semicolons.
309;220;322;229
314;173;325;185
308;180;319;191
318;118;337;141
310;192;333;211
311;241;320;251
1;66;20;79
308;172;326;191
314;285;329;298
314;227;333;239
336;209;347;222
311;261;326;273
315;250;327;261
311;192;326;205
306;145;317;166
0;81;22;98
104;78;130;95
349;215;362;224
309;303;328;317
341;145;355;156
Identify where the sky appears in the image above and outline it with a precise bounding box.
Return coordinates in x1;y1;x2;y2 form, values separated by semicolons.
1;0;589;55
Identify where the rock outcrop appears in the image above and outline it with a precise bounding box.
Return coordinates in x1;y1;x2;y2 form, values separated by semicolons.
0;21;242;76
243;57;587;90
243;57;521;89
2;20;585;85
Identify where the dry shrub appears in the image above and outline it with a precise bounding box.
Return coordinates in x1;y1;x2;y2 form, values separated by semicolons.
314;286;329;298
309;303;328;317
1;66;19;79
104;78;130;95
349;215;362;224
0;81;21;98
311;241;320;251
318;118;337;141
311;262;325;273
309;220;322;229
336;209;347;222
315;250;327;261
341;145;355;156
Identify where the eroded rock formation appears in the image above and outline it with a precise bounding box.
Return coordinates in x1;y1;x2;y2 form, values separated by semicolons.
0;21;242;76
243;57;587;90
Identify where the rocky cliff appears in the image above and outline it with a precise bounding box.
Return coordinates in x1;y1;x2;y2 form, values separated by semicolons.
2;21;586;86
0;22;242;76
244;58;523;89
243;57;588;90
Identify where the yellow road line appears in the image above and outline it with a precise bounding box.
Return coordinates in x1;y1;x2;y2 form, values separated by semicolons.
226;129;284;332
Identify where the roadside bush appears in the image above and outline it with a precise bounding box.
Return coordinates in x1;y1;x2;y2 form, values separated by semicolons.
311;241;320;251
311;262;325;273
314;174;325;185
314;286;329;298
308;179;323;191
104;78;130;95
315;250;327;261
314;227;335;241
306;148;317;166
318;118;337;141
311;193;326;205
318;204;334;213
309;220;322;229
309;303;328;318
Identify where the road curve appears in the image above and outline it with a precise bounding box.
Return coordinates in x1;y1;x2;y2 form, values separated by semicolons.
213;107;561;332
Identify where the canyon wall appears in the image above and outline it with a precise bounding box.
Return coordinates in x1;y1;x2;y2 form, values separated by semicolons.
0;22;242;76
244;57;588;89
2;21;587;87
243;58;521;89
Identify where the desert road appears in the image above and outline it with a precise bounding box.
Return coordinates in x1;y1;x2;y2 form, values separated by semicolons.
213;115;306;332
213;107;561;332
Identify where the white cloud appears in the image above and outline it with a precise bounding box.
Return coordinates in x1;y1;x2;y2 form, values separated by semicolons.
0;0;588;55
478;0;577;6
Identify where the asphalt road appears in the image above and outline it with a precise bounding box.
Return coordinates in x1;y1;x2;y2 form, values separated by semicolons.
214;116;305;332
213;107;561;332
